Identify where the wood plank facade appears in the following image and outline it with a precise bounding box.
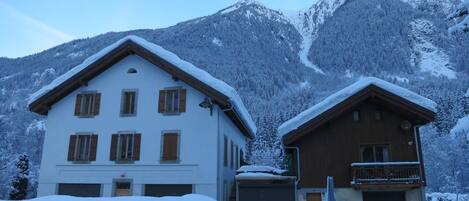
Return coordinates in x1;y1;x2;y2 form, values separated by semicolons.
282;86;436;191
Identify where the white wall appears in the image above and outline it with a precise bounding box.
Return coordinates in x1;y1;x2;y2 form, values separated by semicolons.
37;55;247;199
217;107;248;201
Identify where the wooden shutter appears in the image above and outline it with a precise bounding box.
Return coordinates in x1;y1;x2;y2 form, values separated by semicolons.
179;89;186;113
67;135;77;161
132;134;141;161
110;134;118;161
74;94;82;116
158;90;166;113
94;93;101;115
89;135;98;161
162;133;179;161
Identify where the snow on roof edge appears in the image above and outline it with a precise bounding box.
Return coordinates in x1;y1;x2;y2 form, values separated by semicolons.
28;35;256;136
278;77;437;138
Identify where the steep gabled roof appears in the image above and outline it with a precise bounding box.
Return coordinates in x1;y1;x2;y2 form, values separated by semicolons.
28;35;256;138
278;77;437;144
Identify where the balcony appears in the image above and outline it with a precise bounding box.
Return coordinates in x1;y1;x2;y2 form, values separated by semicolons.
351;162;422;189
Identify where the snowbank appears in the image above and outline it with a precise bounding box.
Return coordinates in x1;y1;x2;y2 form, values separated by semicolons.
237;165;286;174
27;35;256;136
427;192;469;201
278;77;437;137
0;194;215;201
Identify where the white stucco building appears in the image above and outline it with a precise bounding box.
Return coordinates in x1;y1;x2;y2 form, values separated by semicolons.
28;36;256;200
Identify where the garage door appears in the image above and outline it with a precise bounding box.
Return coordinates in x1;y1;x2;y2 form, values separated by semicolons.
363;191;406;201
144;184;192;197
57;183;101;197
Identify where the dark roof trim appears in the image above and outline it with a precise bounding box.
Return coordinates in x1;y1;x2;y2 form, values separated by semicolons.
283;85;436;145
29;40;254;138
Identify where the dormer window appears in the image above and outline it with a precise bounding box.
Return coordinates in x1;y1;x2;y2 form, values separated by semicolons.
127;68;137;74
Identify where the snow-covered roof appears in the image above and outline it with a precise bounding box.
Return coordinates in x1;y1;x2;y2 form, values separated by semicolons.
17;194;215;201
236;173;295;180
237;165;287;175
28;35;256;136
278;77;437;137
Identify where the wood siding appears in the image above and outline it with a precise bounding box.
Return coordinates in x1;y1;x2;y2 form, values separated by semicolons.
292;99;422;188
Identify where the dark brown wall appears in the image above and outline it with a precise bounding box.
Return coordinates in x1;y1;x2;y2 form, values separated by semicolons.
293;99;420;188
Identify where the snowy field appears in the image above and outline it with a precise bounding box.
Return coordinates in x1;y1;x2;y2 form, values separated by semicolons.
0;194;215;201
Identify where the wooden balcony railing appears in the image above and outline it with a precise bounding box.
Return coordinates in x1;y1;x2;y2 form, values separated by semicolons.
351;162;422;189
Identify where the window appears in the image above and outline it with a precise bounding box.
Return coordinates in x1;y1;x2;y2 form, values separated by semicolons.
121;90;137;116
353;110;360;121
58;184;101;197
158;88;186;114
127;68;137;74
165;89;180;113
235;145;239;169
240;150;245;166
375;110;382;120
230;141;234;169
67;134;97;162
114;180;132;196
161;132;180;162
75;92;100;117
224;137;228;167
360;144;390;162
110;133;141;162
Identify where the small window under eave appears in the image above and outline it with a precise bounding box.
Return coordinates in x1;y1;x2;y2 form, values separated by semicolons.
127;68;137;74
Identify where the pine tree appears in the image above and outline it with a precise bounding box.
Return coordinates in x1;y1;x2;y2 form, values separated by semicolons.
9;154;29;200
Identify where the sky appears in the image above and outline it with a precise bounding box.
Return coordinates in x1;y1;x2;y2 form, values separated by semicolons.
0;0;316;58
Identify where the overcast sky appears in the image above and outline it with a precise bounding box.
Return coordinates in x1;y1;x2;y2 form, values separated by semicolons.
0;0;317;58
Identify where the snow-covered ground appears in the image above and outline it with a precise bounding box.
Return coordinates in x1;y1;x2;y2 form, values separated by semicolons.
0;194;215;201
427;192;469;201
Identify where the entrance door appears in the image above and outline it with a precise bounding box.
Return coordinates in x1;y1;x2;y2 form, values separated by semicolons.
306;193;322;201
363;191;406;201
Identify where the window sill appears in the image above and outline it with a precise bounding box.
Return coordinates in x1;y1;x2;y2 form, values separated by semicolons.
159;160;181;164
77;115;96;118
120;114;137;117
162;112;181;116
71;161;92;164
114;160;135;164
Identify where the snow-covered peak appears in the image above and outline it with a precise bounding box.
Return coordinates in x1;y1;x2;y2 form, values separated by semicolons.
278;77;437;137
219;0;266;14
218;0;289;23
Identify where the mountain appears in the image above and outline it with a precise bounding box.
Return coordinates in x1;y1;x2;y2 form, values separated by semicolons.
0;0;468;198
